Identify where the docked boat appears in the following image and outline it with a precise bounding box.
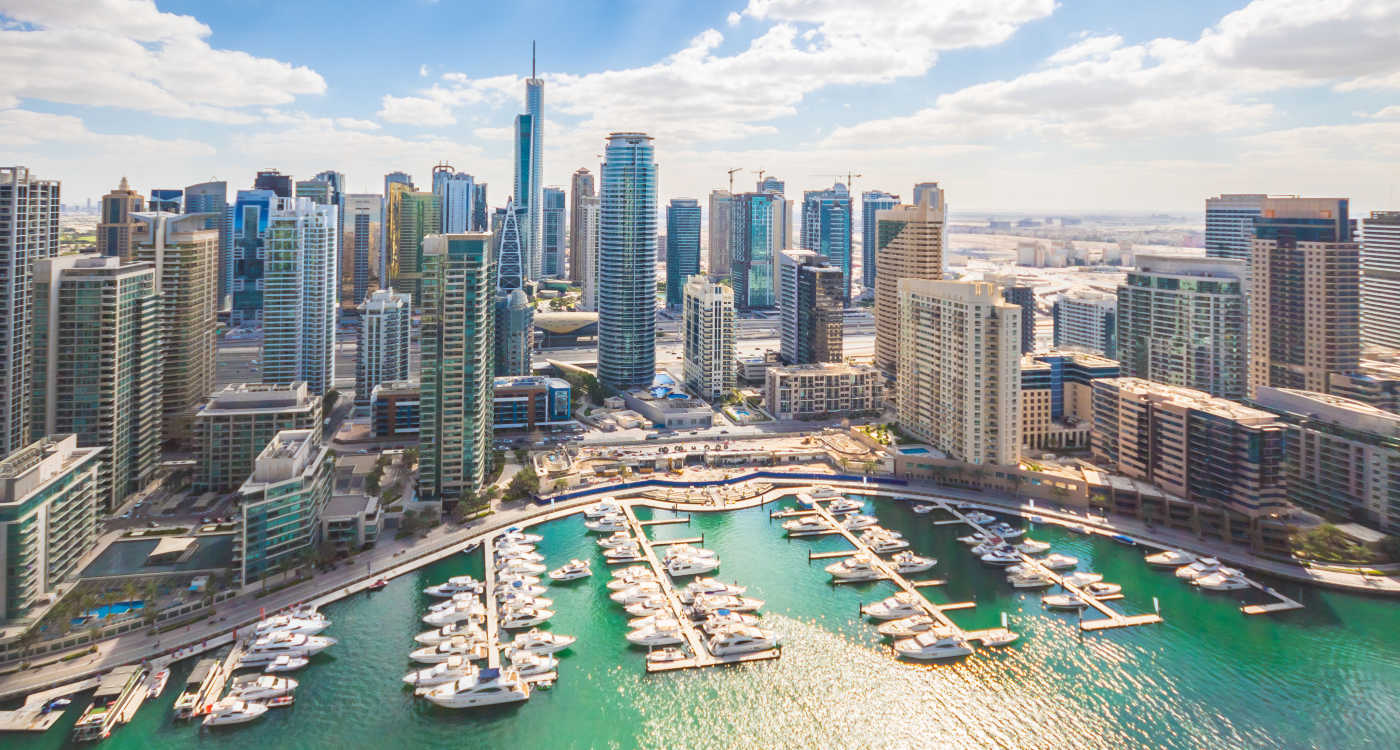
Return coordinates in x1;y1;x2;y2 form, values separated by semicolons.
987;522;1025;539
499;528;544;544
1193;570;1249;591
1041;593;1087;610
610;565;651;579
497;559;547;576
691;594;764;614
861;592;925;620
965;511;997;525
663;544;717;562
584;499;621;518
267;695;294;708
958;532;991;545
828;497;866;515
626;621;686;647
495;548;545;563
202;699;268;727
624;597;671;617
263;654;310;673
810;485;842;498
421;667;530;709
974;628;1020;647
980;547;1022;566
1083;581;1123;597
252;613;329;637
495;572;543;586
1016;538;1051;555
825;553;882;581
597;531;636;549
146;668;170;699
415;622;484;646
410;636;490;664
677;578;746;603
610;582;663;604
782;516;834;535
1038;553;1079;571
646;648;689;665
496;581;549;600
548;559;592;581
666;555;720;577
707;625;779;656
509;628;576;654
500;607;554;629
1007;571;1055;589
503;647;558;677
500;593;553;612
893;632;972;661
841;513;880;531
911;504;935;514
607;573;657;592
875;614;942;638
238;633;336;666
227;675;296;702
861;529;910;553
1175;557;1222;581
422;600;486;626
892;550;937;574
367;579;389;591
1061;571;1104;587
602;546;645;563
584;514;629;532
403;656;473;687
1145;548;1196;568
698;611;761;634
794;492;816;508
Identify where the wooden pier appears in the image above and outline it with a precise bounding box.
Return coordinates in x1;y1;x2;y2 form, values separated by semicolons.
808;550;859;561
482;535;501;669
1241;584;1304;615
0;676;99;732
638;516;690;527
649;536;704;547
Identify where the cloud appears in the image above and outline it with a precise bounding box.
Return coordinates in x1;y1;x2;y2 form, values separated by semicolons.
377;94;457;126
419;64;429;77
1046;34;1123;65
0;108;214;154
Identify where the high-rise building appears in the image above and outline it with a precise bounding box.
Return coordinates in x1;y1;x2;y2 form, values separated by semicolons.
1361;211;1400;350
97;177;144;261
576;195;600;311
730;192;780;310
1;167;59;456
874;185;945;376
682;275;735;401
0;434;103;624
382;172;413;290
897;279;1020;465
995;281;1036;354
1052;291;1117;358
801;183;854;303
472;183;489;233
860;190;899;292
132;212;218;443
253;169;292;198
295;179;332;205
542;187;566;277
1205;193;1268;261
597;132;658;391
708;190;733;278
665;199;701;307
230;189;276;326
344;194;380;305
1020;351;1120;450
392;191;441;300
234;428;331;585
779;250;843;365
495;288;534;377
262;198;338;396
420;233;495;504
569;169;596;284
433;165;477;235
356;288;411;405
1248;197;1359;396
148;189;182;213
495;197;527;293
32;256;162;511
514;65;545;281
912;182;940;208
184;180;231;308
193;382;321;493
758;177;785;195
1117;254;1248;399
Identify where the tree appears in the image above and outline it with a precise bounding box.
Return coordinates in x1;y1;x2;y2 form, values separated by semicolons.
503;466;540;503
403;447;419;468
551;478;569;494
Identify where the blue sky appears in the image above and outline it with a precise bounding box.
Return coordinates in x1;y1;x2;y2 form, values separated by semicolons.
4;0;1400;213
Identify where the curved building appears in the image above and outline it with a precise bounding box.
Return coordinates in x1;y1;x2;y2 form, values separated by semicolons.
496;288;534;376
597;132;658;390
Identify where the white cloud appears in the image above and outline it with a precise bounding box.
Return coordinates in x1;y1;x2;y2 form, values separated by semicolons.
419;64;429;77
377;94;457;126
726;11;741;26
1046;34;1123;65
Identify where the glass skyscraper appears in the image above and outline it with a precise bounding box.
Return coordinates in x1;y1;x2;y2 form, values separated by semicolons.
495;197;526;293
665;198;701;307
861;190;898;291
514;71;545;281
731;192;779;310
542;187;565;277
149;189;182;212
801;183;854;303
231;189;275;325
1205;193;1267;261
184;180;230;307
434;166;477;234
597;132;658;390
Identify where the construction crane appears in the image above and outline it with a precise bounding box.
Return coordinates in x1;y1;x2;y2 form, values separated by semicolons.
812;172;862;192
726;167;743;194
753;168;767;188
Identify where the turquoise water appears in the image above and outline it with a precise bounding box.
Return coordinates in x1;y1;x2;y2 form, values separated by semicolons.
898;447;930;455
11;495;1400;748
72;601;144;625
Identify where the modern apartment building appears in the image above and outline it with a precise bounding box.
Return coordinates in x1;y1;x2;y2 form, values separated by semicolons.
764;362;880;420
778;250;843;365
193;382;321;493
344;193;379;304
262;197;338;397
1;167;60;457
575;195;600;311
1205;193;1268;261
1052;291;1117;358
148;189;182;213
234;429;332;585
665;199;701;307
355;288;411;405
998;282;1036;354
433;165;478;234
183;180;230;307
1329;360;1400;414
370;381;420;439
230;188;276;326
897;279;1020;465
1361;211;1400;349
597;133;658;390
1117;254;1248;399
392;191;441;300
569;168;596;284
97;177;144;261
542;187;565;278
875;185;944;376
515;72;545;281
682;275;735;402
708;190;733;278
730;192;781;310
860;190;899;292
1020;351;1120;450
801;183;854;303
382;174;413;294
495;288;534;377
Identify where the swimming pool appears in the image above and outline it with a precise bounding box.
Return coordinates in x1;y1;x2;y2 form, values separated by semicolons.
72;600;144;625
898;447;930;455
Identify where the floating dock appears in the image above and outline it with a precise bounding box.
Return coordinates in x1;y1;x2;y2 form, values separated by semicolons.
1240;585;1305;616
0;676;99;732
482;536;502;669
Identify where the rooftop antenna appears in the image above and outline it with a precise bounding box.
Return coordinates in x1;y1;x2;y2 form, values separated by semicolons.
532;40;536;78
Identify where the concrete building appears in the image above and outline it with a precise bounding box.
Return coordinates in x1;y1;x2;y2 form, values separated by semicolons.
96;177;143;261
801;183;854;303
1361;211;1400;349
495;289;534;377
682;275;735;401
569;168;595;284
262;197;338;397
998;282;1036;354
779;250;843;365
344;194;380;305
356;288;411;405
1052;291;1117;358
32;256;162;511
708;190;733;278
392;191;440;300
183;180;230;307
597;133;658;390
575;195;600;311
1091;377;1287;518
193;382;321;493
0;435;103;624
132;213;218;443
1020;351;1119;450
1117;254;1248;400
736;350;781;384
370;381;420;439
294;179;332;205
234;429;332;585
731;192;782;310
419;233;495;504
1;167;60;457
433;165;477;234
764;362;880;420
897;279;1020;465
1329;360;1400;414
861;190;899;292
1205;193;1269;261
1255;387;1400;533
875;185;944;376
621;385;712;430
493;376;572;432
665;199;701;308
253;169;292;198
322;493;381;553
1248;197;1359;396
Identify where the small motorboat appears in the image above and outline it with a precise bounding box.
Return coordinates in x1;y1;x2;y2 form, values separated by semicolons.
666;555;720;577
584;499;622;519
266;695;295;709
495;572;542;587
146;668;170;699
1145;549;1196;568
1016;538;1051;555
677;578;746;604
497;581;549;599
825;553;882;581
367;579;389;591
607;573;657;592
404;656;476;688
698;611;761;634
503;647;559;677
911;504;935;515
893;632;972;661
1193;570;1250;591
782;516;834;535
810;485;842;498
1112;534;1138;546
625;597;671;617
549;559;592;581
691;594;764;614
1041;593;1087;610
1038;553;1079;571
965;511;997;525
462;541;481;554
202;699;268;727
227;675;296;702
892;551;937;574
1175;557;1222;581
1083;581;1123;597
958;533;991;545
496;559;546;575
626;621;686;647
1007;571;1055;589
596;531;637;549
499;607;554;629
585;514;629;533
987;522;1025;539
499;528;544;544
603;546;645;563
1061;571;1104;587
980;547;1022;566
509;628;576;654
610;582;663;605
410;637;489;664
415;622;484;646
828;497;866;514
610;565;651;579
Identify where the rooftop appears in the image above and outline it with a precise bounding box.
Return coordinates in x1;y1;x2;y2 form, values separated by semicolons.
1100;377;1280;423
202;382;313;414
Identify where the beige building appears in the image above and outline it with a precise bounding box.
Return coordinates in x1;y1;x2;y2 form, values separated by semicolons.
875;185;945;376
96;177;144;262
1020;351;1120;451
764;362;880;420
682;275;735;401
193;382;322;493
897;279;1020;465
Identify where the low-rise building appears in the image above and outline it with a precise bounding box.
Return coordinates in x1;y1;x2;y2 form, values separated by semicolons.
1328;360;1400;415
621;379;713;429
764;362;880;420
370;381;421;439
193;383;322;493
234;429;333;585
321;494;382;552
1021;351;1120;450
736;350;780;383
494;376;573;432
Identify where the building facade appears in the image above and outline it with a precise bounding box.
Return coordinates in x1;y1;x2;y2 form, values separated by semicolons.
860;190;899;292
874;185;944;376
235;429;332;585
576;195;600;311
382;175;413;295
708;190;733;278
370;381;420;439
1;167;60;457
779;250;843;365
665;199;701;307
801;183;854;303
433;165;477;234
97;177;144;261
493;376;572;431
392;191;441;300
183;180;230;308
1205;193;1268;261
495;288;534;377
262;197;338;396
569;168;596;284
682;275;735;402
730;192;780;310
764;362;880;420
514;73;545;281
1052;291;1117;358
1021;351;1120;450
344;193;379;305
148;189;182;213
597;133;658;390
253;169;292;198
998;282;1036;354
193;382;321;493
1329;361;1400;415
356;288;411;405
230;189;276;326
542;187;565;277
1361;211;1400;349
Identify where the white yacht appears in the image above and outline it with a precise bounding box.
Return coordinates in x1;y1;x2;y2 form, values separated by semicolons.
1145;549;1196;568
263;654;309;673
584;514;629;533
624;597;670;617
597;531;636;549
1061;571;1104;587
707;625;779;656
496;581;548;599
794;492;816;508
861;592;925;620
500;594;553;613
202;699;268;727
841;514;880;531
698;612;761;634
876;615;943;638
677;578;746;604
893;632;973;660
987;522;1025;539
825;553;882;581
892;551;937;574
958;532;992;545
691;594;764;614
828;497;866;515
496;548;545;563
646;648;689;665
1193;570;1250;591
548;559;592;581
1016;538;1051;555
810;485;842;498
626;621;686;647
422;600;486;627
610;565;651;580
500;607;554;629
1083;581;1123;597
861;530;910;553
1176;557;1222;580
912;504;935;514
980;547;1022;566
663;544;717;562
610;582;663;604
783;516;833;535
503;647;558;677
252;613;328;637
965;511;997;525
975;628;1020;647
421;667;530;709
499;528;544;544
403;657;473;688
227;675;297;702
424;576;484;598
1041;593;1087;610
607;573;657;592
239;633;336;666
1008;571;1055;589
1038;553;1080;571
495;572;542;587
666;555;720;577
509;629;576;654
603;546;645;563
410;637;489;664
497;559;547;576
584;499;622;519
415;622;484;646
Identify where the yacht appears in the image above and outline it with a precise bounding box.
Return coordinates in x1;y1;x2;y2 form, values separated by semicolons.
707;625;779;656
496;581;549;600
202;700;268;727
147;668;170;699
1145;549;1196;568
841;514;880;531
607;573;657;592
970;539;1003;556
893;632;973;661
975;628;1020;647
415;622;484;646
252;613;329;637
263;654;309;673
911;504;936;514
500;607;554;629
666;555;720;577
597;531;636;549
782;516;834;535
1193;570;1250;591
1061;571;1104;587
677;578;746;603
548;559;592;581
421;667;530;709
403;656;473;687
238;633;336;666
1038;553;1080;571
410;636;489;664
1041;593;1087;610
584;514;629;533
663;544;717;562
603;546;645;563
503;647;558;677
424;576;484;598
423;600;486;627
691;594;764;614
825;553;882;581
624;597;671;617
1083;581;1123;597
861;530;910;553
810;485;842;498
626;621;686;647
499;528;544;544
646;648;689;665
987;522;1025;539
828;497;866;515
496;548;545;563
1176;557;1222;580
876;615;943;638
1007;571;1055;589
495;572;543;587
1016;538;1051;555
980;547;1022;566
958;532;992;545
892;551;937;574
584;499;621;518
965;511;997;525
610;565;651;580
227;675;297;702
500;594;553;613
861;592;925;620
497;559;547;576
509;628;576;654
699;611;761;634
610;582;664;604
794;492;816;508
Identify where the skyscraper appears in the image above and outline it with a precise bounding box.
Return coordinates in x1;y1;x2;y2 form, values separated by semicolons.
897;279;1020;465
874;184;944;376
419;233;495;504
994;280;1036;354
184;180;230;308
683;275;735;401
356;288;411;405
262;198;338;396
312;169;346;251
758;177;793;252
1205;193;1268;261
665;198;701;307
382;171;413;287
708;190;733;278
0;167;59;456
779;250;843;365
295;179;333;205
1362;211;1400;349
576;195;600;311
569;168;595;284
433;165;477;234
495;288;534;377
860;190;899;292
730;192;780;310
1052;291;1117;358
1117;254;1248;399
471;183;488;232
231;189;276;326
253;169;293;198
32;256;162;511
495;197;526;293
542;187;565;277
1248;197;1359;395
132;212;218;443
597;132;658;390
514;59;545;282
801;183;854;303
393;191;441;300
344;194;380;305
97;177;144;261
148;189;182;213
